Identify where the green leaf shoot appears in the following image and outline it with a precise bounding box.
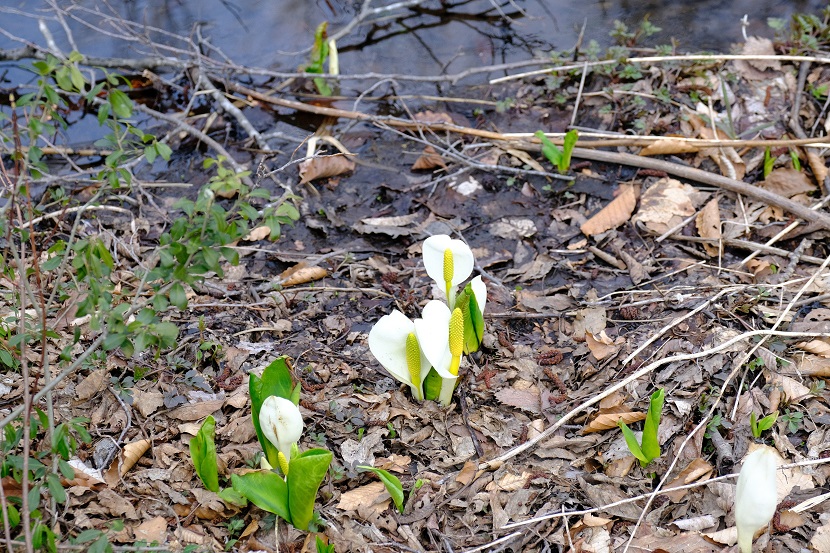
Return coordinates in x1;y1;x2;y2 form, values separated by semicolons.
231;470;290;523
287;449;333;530
359;465;405;513
190;415;219;492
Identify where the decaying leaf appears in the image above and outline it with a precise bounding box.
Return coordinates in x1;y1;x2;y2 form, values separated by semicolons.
243;225;271;241
103;438;151;486
695;197;722;257
489;218;537;239
336;481;391;516
639;138;701;156
760;168;816;198
580;183;639;236
633;178;707;234
582;405;646;433
585;330;621;360
76;368;108;401
795;339;830;357
298;155;356;184
411;145;447;170
663;458;713;502
354;213;421;237
278;262;328;287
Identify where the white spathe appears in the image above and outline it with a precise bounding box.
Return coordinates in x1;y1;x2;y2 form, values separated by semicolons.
735;444;779;553
259;396;304;461
422;234;474;302
413;300;455;379
368;309;430;399
470;275;487;315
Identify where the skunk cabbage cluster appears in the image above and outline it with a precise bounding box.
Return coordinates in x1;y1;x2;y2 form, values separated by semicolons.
369;235;486;406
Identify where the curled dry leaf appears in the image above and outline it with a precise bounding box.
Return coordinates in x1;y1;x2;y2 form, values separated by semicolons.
104;438;151;486
585;330;621;360
580;183;640;236
582;406;646;433
663;458;714;502
411;145;447;170
75;368;108;401
639;138;701;156
695;197;722;257
298;155;356;184
795;339;830;357
413;110;453;125
242;225;271;242
277;262;328;287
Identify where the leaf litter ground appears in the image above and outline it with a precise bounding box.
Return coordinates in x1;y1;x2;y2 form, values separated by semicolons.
5;22;830;553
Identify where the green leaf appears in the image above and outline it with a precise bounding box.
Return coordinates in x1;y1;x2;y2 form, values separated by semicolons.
560;129;579;172
231;470;290;523
217;487;248;507
169;282;188;310
288;449;333;530
155;141;173;161
46;473;66;504
108;89;133;119
144;144;157;163
640;388;664;463
358;465;404;513
618;419;647;465
423;368;442;401
763;147;774;178
189;416;219;492
316;535;335;553
4;504;19;528
535;130;563;167
457;284;485;354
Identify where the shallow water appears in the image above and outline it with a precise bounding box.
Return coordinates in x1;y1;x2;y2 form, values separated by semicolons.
1;0;827;82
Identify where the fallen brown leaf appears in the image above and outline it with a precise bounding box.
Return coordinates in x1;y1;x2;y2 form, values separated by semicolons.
336;481;391;518
696;197;722;257
795;339;830;357
760;168;816;198
582;406;646;433
278;262;328;287
663;458;714;502
298;155;355;184
76;368;108;401
639;138;701;156
411;145;447;170
580;183;640;236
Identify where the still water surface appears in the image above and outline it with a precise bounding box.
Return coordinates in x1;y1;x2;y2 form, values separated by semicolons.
1;0;827;81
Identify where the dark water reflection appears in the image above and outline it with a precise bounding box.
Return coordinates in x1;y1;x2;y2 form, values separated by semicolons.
1;0;828;81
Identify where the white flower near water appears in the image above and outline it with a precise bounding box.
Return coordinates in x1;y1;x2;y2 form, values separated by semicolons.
259;396;304;463
368;310;431;401
414;300;465;405
735;444;779;553
422;234;474;307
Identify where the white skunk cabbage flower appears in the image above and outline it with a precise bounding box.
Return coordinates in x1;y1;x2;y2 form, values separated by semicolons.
368;310;430;401
735;444;779;553
422;234;474;307
414;300;465;405
259;396;304;463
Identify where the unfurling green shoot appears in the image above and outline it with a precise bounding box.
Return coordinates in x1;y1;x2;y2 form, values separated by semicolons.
618;388;665;467
535;129;579;173
750;411;779;438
